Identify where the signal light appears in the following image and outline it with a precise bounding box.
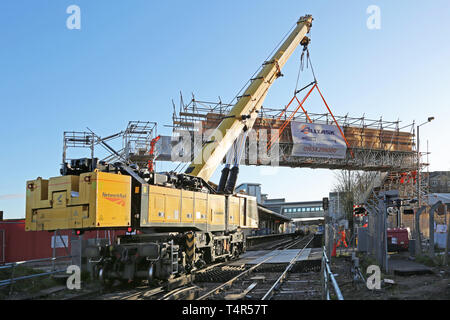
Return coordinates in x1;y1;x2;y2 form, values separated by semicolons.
322;197;329;211
353;205;367;217
127;227;132;233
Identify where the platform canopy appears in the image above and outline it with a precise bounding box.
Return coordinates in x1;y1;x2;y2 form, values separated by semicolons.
292;217;324;223
426;193;450;205
257;205;292;223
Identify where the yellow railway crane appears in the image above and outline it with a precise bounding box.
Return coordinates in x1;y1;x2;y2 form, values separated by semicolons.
25;15;313;284
186;15;313;189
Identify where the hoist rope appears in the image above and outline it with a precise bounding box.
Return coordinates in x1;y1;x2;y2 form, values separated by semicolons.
267;48;353;159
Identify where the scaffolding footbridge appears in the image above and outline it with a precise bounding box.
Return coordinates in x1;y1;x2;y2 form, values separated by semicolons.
167;97;417;173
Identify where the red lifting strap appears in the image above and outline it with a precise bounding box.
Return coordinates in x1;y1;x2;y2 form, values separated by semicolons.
267;84;354;158
315;85;354;158
267;84;315;151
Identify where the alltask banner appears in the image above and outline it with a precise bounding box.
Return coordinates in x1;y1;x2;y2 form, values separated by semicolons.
291;122;347;159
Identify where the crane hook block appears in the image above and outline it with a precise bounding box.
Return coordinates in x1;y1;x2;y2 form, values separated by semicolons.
301;36;310;49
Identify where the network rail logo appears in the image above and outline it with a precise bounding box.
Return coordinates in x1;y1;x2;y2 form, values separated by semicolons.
102;192;127;207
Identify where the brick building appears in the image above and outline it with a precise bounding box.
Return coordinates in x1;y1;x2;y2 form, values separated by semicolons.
425;171;450;193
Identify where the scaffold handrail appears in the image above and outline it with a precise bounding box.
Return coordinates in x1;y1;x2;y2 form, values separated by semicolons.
172;95;415;133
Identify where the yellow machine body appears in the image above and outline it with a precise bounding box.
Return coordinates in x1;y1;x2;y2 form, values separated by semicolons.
25;171;132;231
25;171;258;232
140;185;258;231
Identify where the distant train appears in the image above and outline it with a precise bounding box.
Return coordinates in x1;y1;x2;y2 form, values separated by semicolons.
295;225;318;236
295;224;323;247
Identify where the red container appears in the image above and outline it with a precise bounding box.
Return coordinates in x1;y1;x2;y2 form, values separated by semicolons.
387;228;409;251
0;219;125;264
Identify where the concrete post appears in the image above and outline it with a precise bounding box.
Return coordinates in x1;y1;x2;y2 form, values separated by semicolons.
52;231;56;271
429;201;442;257
415;206;427;256
445;204;449;265
383;200;389;273
377;195;389;272
70;235;82;269
324;205;330;258
376;206;381;268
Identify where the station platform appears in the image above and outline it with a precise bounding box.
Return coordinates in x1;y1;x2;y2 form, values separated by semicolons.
389;255;434;276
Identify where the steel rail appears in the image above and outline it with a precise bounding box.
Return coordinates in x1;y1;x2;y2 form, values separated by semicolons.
196;235;312;300
89;237;307;300
118;291;145;300
159;285;199;300
117;286;165;300
99;262;223;300
261;235;314;300
193;261;225;274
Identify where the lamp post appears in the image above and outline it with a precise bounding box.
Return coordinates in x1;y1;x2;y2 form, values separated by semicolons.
415;117;434;255
417;117;435;209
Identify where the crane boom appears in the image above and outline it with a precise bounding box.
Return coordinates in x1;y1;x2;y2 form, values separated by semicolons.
185;15;313;182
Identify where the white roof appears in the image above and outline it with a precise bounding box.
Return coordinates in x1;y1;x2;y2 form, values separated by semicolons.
292;217;325;222
426;193;450;205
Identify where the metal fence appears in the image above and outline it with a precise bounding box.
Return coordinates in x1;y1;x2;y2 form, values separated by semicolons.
0;255;72;296
364;191;402;272
321;247;344;300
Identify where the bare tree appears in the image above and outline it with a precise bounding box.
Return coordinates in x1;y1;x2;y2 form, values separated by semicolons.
333;170;357;223
333;170;378;230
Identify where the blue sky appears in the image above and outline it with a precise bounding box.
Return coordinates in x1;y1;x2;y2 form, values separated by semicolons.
1;1;450;218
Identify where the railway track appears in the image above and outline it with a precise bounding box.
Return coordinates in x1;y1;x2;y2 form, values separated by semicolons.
69;234;316;301
195;234;320;300
87;261;228;300
260;235;318;300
